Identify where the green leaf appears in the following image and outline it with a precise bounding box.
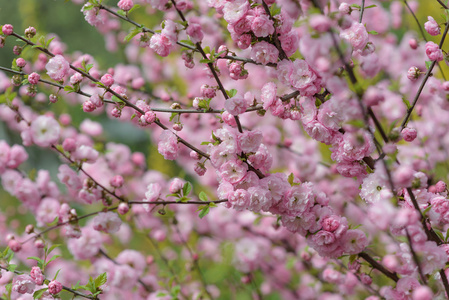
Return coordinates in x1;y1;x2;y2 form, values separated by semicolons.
198;191;208;202
45;37;55;49
402;97;411;109
86;63;94;72
425;61;433;70
28;256;44;265
198;206;210;219
124;28;142;42
64;86;75;93
365;4;377;8
434;229;445;241
169;112;178;122
128;4;141;14
288;173;295;186
177;196;190;203
367;30;378;35
182;182;192;196
94;272;107;287
179;39;195;47
47;244;61;256
8;264;17;272
53;269;61;281
346;119;365;129
350;4;361;8
227;89;237;97
116;9;126;16
33;288;48;299
45;255;61;266
349;254;357;263
199;58;213;64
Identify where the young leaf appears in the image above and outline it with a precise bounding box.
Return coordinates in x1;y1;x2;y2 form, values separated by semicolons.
198;191;208;202
198;206;210;219
182;182;192;196
53;269;61;280
94;272;107;287
227;89;237;97
33;288;48;299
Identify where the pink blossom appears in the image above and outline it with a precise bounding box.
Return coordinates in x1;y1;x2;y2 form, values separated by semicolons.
93;212;122;233
424;16;440;36
249;14;274;37
224;94;248;116
227;189;251;211
250;41;279;65
150;33;173;57
169;178;184;194
143;182;162;212
309;15;331;33
412;286;433;300
30;267;44;285
278;31;299;57
30;115;60;147
36;198;61;226
340;229;368;254
280;183;315;217
260;173;290;204
157;130;179;160
67;226;102;258
261;82;277;110
118;0;134;11
425;41;444;61
73;145;99;163
238;130;263;153
48;280;63;294
223;0;249;25
220;159;247;184
247;186;273;212
45;55;70;81
6;144;28;169
340;22;369;50
12;275;35;294
186;21;203;44
57;164;82;190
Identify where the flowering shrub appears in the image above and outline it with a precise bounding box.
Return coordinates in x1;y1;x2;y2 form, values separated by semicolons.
0;0;449;299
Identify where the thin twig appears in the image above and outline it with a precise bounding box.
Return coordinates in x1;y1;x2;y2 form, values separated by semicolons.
358;252;399;282
400;21;449;130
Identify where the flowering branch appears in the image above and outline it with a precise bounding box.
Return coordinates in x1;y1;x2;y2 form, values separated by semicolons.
0;266;94;299
400;21;449;130
170;0;244;133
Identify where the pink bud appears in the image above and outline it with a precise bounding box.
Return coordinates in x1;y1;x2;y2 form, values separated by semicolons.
118;203;129;215
435;181;447;193
401;128;417;142
409;38;418;49
110;175;124;188
83;100;96;112
16;58;26;68
100;73;114;87
49;94;58;103
48;280;63;294
28;72;40;85
2;24;13;35
25;26;36;38
62;138;76;152
8;239;22;252
25;224;34;234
